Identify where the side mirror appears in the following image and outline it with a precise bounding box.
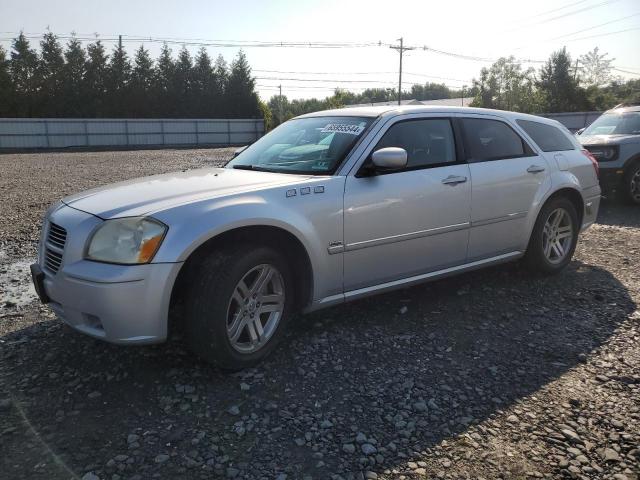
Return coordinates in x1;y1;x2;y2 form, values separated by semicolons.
233;145;249;158
371;147;408;170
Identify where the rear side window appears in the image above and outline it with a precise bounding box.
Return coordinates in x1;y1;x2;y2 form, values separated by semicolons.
461;118;532;162
516;119;575;152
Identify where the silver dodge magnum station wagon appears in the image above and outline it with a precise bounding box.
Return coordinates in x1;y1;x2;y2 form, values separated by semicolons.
31;106;601;369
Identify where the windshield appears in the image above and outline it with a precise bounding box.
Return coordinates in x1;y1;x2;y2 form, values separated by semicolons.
227;116;373;174
583;112;640;136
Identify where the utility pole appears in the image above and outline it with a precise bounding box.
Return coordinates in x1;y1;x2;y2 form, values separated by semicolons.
461;85;466;106
389;38;415;106
278;85;283;125
118;34;122;50
573;59;580;82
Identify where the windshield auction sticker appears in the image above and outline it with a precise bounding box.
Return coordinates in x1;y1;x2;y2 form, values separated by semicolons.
321;124;365;135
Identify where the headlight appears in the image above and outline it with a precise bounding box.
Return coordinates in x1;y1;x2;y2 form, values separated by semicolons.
86;217;167;264
587;146;618;162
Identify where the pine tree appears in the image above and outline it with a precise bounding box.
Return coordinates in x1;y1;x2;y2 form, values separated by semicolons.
130;45;154;117
10;32;40;116
174;47;193;117
154;43;175;117
38;32;65;116
106;41;132;116
213;54;229;115
193;47;214;117
0;46;13;116
225;50;259;118
62;35;86;117
84;40;109;116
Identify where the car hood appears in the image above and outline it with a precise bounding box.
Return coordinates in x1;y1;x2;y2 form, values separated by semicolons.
579;134;640;146
62;167;311;219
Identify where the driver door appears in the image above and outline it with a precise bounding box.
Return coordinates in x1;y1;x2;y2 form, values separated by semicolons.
343;116;471;292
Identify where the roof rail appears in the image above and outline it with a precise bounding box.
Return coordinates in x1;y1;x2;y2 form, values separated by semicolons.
613;102;640;109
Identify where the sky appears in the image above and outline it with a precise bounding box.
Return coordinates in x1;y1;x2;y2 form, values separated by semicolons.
1;0;639;101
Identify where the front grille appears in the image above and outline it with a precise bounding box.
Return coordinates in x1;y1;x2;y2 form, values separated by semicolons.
45;248;63;274
47;222;67;249
44;222;67;274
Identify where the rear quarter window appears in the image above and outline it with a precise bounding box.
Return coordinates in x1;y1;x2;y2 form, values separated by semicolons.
516;119;575;152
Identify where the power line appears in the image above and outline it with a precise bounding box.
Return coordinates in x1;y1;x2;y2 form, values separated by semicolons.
505;0;621;31
613;67;640;76
256;76;400;84
257;81;465;90
524;0;591;20
0;32;382;49
561;26;640;42
547;12;640;41
254;69;471;83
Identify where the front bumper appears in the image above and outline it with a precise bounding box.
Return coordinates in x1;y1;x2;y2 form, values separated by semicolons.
35;204;182;345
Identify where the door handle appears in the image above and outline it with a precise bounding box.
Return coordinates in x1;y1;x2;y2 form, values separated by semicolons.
527;165;546;174
442;175;468;185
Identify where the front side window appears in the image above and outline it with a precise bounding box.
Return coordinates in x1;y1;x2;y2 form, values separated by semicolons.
517;119;575;152
374;118;457;169
227;116;373;174
461;118;531;162
582;112;640;136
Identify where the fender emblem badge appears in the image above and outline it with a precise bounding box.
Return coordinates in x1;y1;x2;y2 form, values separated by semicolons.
300;187;311;195
314;186;325;193
286;189;297;197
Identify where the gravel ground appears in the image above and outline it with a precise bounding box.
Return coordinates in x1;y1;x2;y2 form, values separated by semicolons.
0;149;639;480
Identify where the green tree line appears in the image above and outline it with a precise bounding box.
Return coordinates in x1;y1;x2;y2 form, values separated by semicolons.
0;32;262;118
1;33;638;125
469;47;639;113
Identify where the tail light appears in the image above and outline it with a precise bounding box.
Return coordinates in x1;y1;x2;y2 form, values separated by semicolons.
582;149;599;179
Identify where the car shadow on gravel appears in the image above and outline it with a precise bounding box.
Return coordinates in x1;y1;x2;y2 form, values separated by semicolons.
0;259;635;479
597;199;640;228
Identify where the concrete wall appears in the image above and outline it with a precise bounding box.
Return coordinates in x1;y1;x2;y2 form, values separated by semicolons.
0;118;265;150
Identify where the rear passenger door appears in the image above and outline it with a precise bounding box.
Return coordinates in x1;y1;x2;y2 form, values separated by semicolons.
461;116;551;260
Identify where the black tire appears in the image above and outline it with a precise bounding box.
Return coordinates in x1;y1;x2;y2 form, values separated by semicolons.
184;244;295;370
524;196;579;275
623;162;640;205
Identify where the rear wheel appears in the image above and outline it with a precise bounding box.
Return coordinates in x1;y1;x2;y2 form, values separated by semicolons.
624;162;640;205
525;196;579;274
184;244;295;369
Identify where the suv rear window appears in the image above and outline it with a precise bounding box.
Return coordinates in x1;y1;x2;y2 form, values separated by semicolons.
461;118;531;162
516;119;575;152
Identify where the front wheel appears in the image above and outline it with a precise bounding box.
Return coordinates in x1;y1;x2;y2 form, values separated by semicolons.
525;197;579;275
624;163;640;205
184;245;295;369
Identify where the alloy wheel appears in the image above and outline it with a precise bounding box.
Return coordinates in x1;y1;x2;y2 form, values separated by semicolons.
542;208;574;264
226;264;285;354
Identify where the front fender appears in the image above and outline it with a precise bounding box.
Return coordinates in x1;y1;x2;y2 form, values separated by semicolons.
151;177;345;303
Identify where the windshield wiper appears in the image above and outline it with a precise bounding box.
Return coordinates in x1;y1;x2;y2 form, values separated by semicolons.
231;164;276;172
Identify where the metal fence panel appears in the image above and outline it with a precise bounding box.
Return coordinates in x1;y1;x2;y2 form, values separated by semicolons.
0;118;264;149
540;112;602;132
